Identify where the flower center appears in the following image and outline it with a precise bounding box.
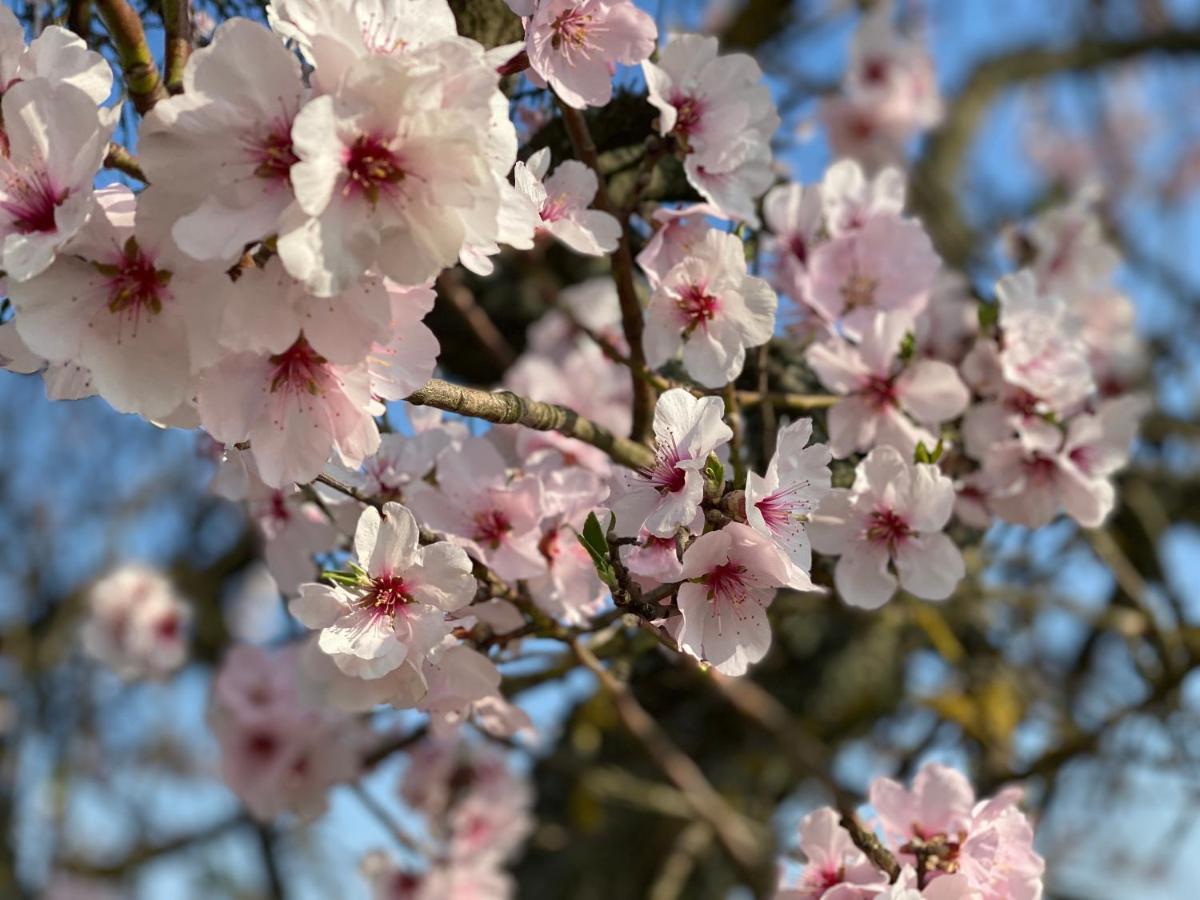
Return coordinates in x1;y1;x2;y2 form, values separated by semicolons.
863;373;898;409
550;9;596;53
703;561;750;605
755;482;815;535
99;237;172;319
253;119;299;182
641;438;690;495
473;508;512;549
362;573;414;618
268;336;327;394
1;167;66;234
787;233;809;265
862;57;889;85
841;272;878;309
676;282;720;332
670;92;704;137
865;508;912;549
344;134;405;205
540;193;571;223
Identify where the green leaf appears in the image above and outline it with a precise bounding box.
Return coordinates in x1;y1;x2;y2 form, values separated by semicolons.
978;301;999;331
703;454;725;489
914;441;932;464
576;512;617;588
898;331;916;361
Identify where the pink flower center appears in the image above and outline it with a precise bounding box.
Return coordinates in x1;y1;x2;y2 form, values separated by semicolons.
100;238;171;320
473;508;512;549
1024;453;1059;483
539;528;562;562
862;374;898;410
865;507;912;549
550;9;599;54
840;272;878;309
1;167;66;234
754;482;815;536
703;561;750;605
344;134;406;205
862;56;890;84
1005;388;1041;419
787;233;809;265
154;613;181;641
253;119;299;182
361;573;415;618
268;336;328;394
540;193;571;223
676;282;720;332
670;92;705;136
246;731;279;762
641;438;690;495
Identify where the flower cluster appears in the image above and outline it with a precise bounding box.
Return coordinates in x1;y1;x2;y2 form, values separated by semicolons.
81;563;190;680
775;763;1044;900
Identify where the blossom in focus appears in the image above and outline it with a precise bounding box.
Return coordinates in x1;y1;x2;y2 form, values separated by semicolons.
806;312;969;459
291;502;475;679
643;227;777;388
524;0;657;110
675;522;792;675
0;5;112;102
643;34;779;224
0;79;118;281
809;445;964;609
610;388;732;537
513;147;620;255
745;418;832;587
81;564;191;680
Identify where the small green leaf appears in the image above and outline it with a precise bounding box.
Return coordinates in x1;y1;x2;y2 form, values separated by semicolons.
978;301;999;331
898;331;916;361
914;441;932;464
703;454;725;488
576;512;617;588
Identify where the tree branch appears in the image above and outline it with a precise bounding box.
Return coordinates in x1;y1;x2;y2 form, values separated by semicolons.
161;0;192;95
94;0;168;114
406;377;655;470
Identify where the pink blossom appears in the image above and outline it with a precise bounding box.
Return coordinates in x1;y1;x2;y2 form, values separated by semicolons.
526;467;610;624
820;159;906;237
843;5;942;133
775;808;884;899
0;6;112;102
643;34;779;224
636;202;725;289
0;79;118;281
340;427;461;502
745;418;832;587
806;214;940;338
291;502;475;679
137;19;306;262
367;281;440;402
196;334;382;487
9;184;223;419
809;446;964;609
610;388;732;537
644;227;777;387
914;273;978;364
407;437;549;580
620;529;684;585
876;868;980;900
209;644;365;821
806;312;969;458
277;43;505;295
763;182;822;303
513;148;620;255
81;563;191;680
524;0;657;110
527;276;625;356
675;522;792;675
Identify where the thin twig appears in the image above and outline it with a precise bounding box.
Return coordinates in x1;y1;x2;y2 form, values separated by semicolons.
437;270;516;371
161;0;192;95
94;0;168;113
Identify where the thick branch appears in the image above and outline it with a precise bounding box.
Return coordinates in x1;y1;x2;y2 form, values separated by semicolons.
94;0;168;113
406;377;655;470
912;29;1200;266
559;103;657;442
161;0;192;95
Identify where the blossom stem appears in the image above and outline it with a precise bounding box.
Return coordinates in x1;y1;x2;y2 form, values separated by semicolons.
94;0;169;113
558;102;658;443
161;0;192;95
103;143;147;182
406;377;655;471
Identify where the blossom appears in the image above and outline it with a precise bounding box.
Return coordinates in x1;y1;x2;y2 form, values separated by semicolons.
277;43;505;296
820;159;906;237
196;334;382;488
806;312;969;458
513;147;620;255
81;563;190;680
339;426;461;502
0;79;118;281
643;34;779;224
806;214;939;338
745;418;832;587
809;446;964;609
644;227;777;387
0;6;112;102
137;18;306;262
209;644;365;821
407;437;549;580
366;281;440;401
762;182;823;303
774;808;885;899
675;522;791;675
636;201;725;289
611;388;732;537
8;184;222;419
291;502;475;679
524;0;657;109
